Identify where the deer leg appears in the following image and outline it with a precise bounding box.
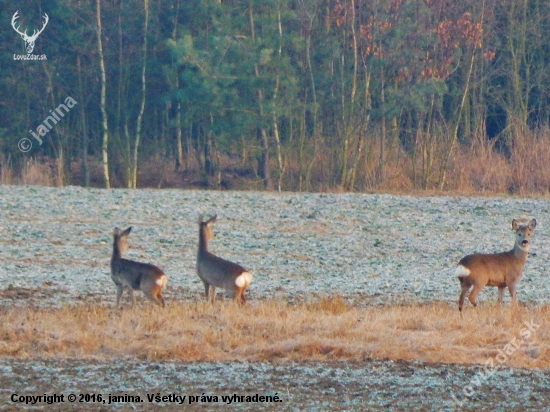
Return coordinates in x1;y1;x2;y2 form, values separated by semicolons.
497;285;506;305
116;284;124;308
202;281;210;300
208;285;216;303
508;283;518;304
128;289;136;307
468;283;484;308
157;292;166;308
143;285;165;307
234;287;246;305
148;292;165;307
458;281;471;312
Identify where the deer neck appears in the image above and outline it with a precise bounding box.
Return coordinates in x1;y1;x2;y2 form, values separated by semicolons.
112;239;123;261
198;228;209;256
511;243;529;261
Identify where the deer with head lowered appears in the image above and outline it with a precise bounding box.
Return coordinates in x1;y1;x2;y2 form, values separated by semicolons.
197;215;253;304
456;218;536;311
110;227;167;308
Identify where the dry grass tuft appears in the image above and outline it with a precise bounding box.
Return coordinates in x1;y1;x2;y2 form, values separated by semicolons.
0;300;547;367
305;294;353;315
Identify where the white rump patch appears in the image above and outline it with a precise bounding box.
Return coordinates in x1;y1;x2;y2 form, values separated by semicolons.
455;264;470;278
235;272;253;288
156;275;168;287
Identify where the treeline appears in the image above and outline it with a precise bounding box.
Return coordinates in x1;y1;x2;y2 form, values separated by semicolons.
1;0;550;193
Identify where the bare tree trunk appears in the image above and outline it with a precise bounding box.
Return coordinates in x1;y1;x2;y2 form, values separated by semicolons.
506;0;530;150
297;0;318;191
273;6;284;192
259;126;272;190
124;121;131;187
42;63;66;186
205;117;214;177
129;0;149;189
171;0;185;172
339;0;362;191
273;113;284;192
77;55;89;187
249;1;273;190
378;71;386;185
117;0;125;185
96;0;110;188
175;102;184;171
439;0;485;190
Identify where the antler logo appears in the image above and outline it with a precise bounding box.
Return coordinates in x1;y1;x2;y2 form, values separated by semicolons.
11;11;49;54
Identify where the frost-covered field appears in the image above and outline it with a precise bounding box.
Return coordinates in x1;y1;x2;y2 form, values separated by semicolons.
1;186;549;410
1;358;549;411
0;186;548;307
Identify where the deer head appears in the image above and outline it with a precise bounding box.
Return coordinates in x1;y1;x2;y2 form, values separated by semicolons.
12;11;49;54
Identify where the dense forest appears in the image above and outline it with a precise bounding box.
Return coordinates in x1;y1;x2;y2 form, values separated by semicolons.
1;0;550;193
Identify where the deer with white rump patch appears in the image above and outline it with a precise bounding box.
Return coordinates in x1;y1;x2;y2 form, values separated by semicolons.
110;227;167;307
456;218;536;311
197;215;253;304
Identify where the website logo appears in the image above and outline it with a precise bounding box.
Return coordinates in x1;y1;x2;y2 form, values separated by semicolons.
12;11;48;61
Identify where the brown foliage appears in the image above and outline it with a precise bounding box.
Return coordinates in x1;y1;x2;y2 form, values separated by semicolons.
0;300;547;368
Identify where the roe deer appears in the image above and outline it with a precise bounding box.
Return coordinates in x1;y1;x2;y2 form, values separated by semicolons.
110;227;167;308
456;218;536;311
197;215;253;304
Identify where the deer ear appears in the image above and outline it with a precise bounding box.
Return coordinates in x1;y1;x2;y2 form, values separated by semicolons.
511;219;519;230
113;227;121;236
121;227;132;237
206;216;216;227
529;219;537;230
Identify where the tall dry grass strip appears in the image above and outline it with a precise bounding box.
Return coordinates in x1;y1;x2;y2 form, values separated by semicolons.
0;298;547;368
